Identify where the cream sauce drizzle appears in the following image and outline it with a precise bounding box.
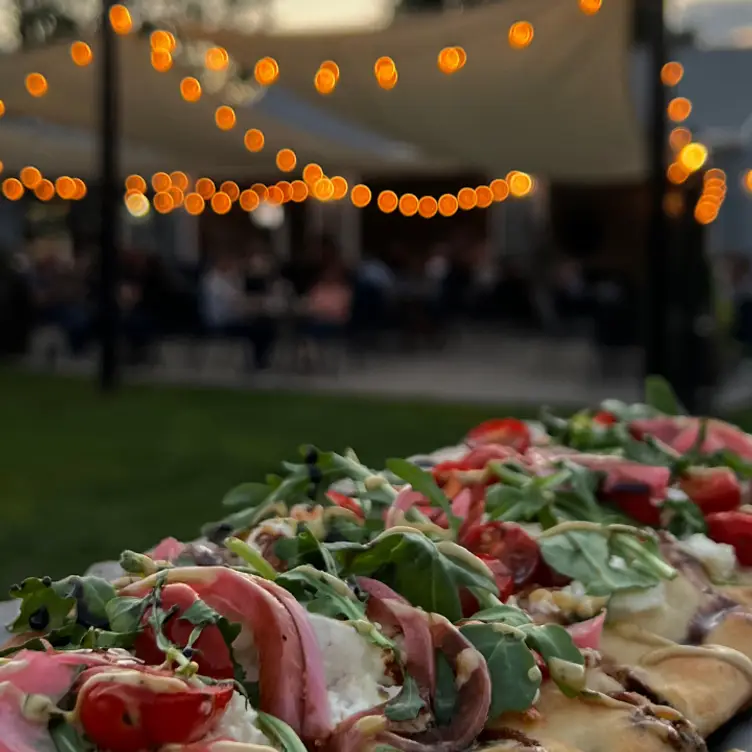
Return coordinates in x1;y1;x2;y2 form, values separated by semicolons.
641;644;752;684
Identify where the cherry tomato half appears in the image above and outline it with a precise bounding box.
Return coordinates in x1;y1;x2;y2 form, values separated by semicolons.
705;511;752;567
77;666;233;752
679;467;741;515
327;490;365;519
593;411;617;426
466;418;531;453
133;583;234;679
461;522;540;588
460;555;514;617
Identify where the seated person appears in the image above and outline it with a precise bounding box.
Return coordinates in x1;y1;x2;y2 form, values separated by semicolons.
302;264;352;339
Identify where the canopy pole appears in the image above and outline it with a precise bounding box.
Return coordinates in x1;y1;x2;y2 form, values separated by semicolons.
643;0;669;386
98;0;121;391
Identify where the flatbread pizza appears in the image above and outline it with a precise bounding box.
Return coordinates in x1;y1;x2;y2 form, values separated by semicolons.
3;377;752;751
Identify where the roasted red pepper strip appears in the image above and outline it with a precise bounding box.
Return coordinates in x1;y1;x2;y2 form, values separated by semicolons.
679;467;741;515
705;512;752;567
75;665;233;752
466;418;531;453
593;411;618;426
327;491;364;519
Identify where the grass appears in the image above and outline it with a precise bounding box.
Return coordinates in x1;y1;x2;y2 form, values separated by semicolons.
0;369;537;590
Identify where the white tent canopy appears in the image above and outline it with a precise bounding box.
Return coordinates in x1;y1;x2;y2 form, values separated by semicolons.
176;0;645;183
0;35;450;179
0;0;645;183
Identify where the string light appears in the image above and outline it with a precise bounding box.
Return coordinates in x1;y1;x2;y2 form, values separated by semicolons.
578;0;602;14
399;193;419;217
151;31;176;53
438;194;458;217
374;57;398;90
291;181;309;203
153;191;174;214
180;77;202;103
206;47;229;72
0;100;5;118
184;192;205;215
55;176;76;199
2;178;24;200
475;186;494;209
668;97;692;123
109;4;133;34
34;179;55;201
70;42;93;67
125;175;147;193
168;187;184;207
125;192;149;217
255;57;280;86
170;171;189;192
244;129;265;152
267;186;284;205
669;127;692;152
211;192;232;214
252;183;269;201
457;187;477;210
151;49;173;73
490;179;509;202
195;178;216;200
418;196;438;219
315;66;337;95
239;189;260;212
220;181;240;202
661;61;684;87
152;172;172;193
277;181;293;203
313;178;335;201
377;190;398;213
25;73;48;97
351;184;372;208
215;106;236;131
742;170;752;194
73;178;87;200
678;142;708;173
303;164;324;185
508;22;534;50
20;166;42;189
276;149;297;172
331;176;348;200
437;47;466;75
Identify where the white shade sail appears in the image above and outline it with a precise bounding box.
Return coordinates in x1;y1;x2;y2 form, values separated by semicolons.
176;0;646;183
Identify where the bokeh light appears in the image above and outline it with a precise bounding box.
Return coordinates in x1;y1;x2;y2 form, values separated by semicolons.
669;127;692;152
418;196;438;219
151;172;171;193
180;77;202;103
72;178;87;200
252;183;269;201
195;178;216;200
377;190;398;213
71;42;93;67
2;178;24;200
457;187;478;210
240;189;260;212
475;186;494;209
399;193;419;217
661;61;684;87
742;170;752;194
255;57;280;86
151;49;173;73
276;149;297;172
206;47;229;72
20;166;42;190
667;162;689;185
153;191;174;214
438;194;458;217
125;175;147;194
215;106;237;131
184;192;205;216
303;164;324;185
438;47;466;75
125;192;149;217
667;97;692;123
291;181;309;203
663;191;685;218
244;129;265;153
55;176;76;199
694;199;719;225
490;179;509;202
508;22;534;49
351;184;372;208
277;181;293;203
168;187;184;207
579;0;602;14
374;57;398;89
678;143;708;173
315;68;337;95
151;31;176;53
267;186;284;205
331;176;349;200
170;171;189;192
509;172;533;198
0;100;5;118
34;179;55;201
211;192;232;214
220;181;240;202
25;73;48;97
320;61;340;80
109;4;133;34
314;178;335;201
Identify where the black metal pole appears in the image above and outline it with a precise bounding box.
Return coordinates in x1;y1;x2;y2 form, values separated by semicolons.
643;0;669;385
99;0;120;391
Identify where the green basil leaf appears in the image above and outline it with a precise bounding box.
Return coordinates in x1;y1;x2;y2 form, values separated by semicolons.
645;375;685;416
538;531;659;595
460;623;540;717
56;576;116;629
331;531;464;622
385;674;426;721
433;651;458;727
470;605;533;627
276;567;365;622
8;578;75;634
105;596;146;634
521;623;584;697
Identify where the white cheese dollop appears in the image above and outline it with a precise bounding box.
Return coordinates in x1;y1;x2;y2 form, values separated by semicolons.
209;692;271;745
678;533;738;582
608;582;666;619
308;614;400;724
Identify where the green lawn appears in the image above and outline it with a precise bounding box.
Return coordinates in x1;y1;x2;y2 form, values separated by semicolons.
0;370;536;590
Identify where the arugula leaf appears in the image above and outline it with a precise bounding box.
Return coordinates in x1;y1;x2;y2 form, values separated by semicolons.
538;531;660;596
8;578;75;634
58;576;117;629
386;458;460;536
661;492;707;538
460;623;540;717
276;566;366;622
257;712;308;752
273;525;340;576
433;651;458;727
222;482;273;508
521;623;584;697
180;599;242;656
645;375;686;416
105;596;146;634
600;399;661;422
329;530;496;623
385;673;426;721
79;628;139;650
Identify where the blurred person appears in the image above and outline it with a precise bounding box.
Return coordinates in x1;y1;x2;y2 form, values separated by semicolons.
395;249;436;349
299;262;353;371
0;250;34;358
349;248;396;351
